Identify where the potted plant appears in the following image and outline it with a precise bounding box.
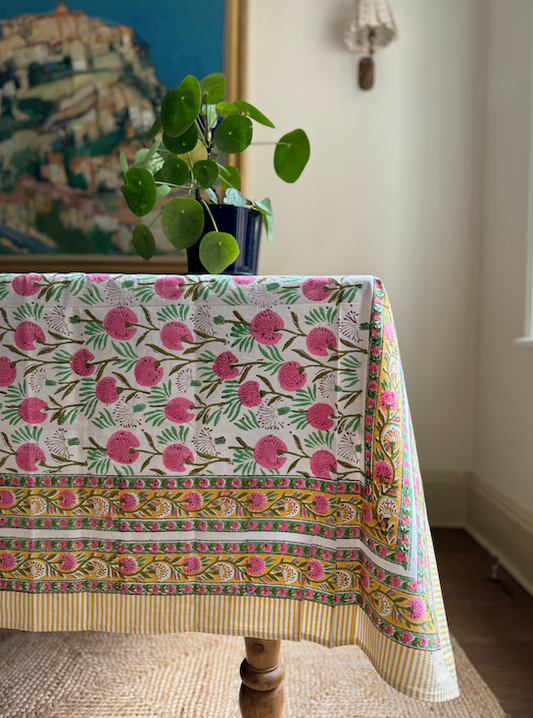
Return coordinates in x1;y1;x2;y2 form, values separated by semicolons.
120;72;310;274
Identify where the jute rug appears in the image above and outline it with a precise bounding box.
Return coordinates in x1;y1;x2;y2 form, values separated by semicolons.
0;629;507;718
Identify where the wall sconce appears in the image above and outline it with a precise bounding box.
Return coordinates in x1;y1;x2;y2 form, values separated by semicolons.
344;0;398;90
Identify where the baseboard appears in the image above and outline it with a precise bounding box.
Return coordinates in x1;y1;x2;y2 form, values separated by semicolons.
466;475;533;597
422;469;533;597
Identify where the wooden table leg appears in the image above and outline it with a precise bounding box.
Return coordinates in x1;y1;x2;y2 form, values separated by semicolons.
239;637;284;718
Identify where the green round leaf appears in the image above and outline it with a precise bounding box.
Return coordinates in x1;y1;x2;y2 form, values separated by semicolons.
161;75;201;138
163;124;198;154
213;115;253;154
193;160;219;189
155;184;171;199
161;198;205;250
274;129;310;183
199;231;240;273
216;101;238;117
162;157;190;185
225;188;247;207
200;72;226;104
233;101;275;128
132;224;156;260
145;115;162;142
121;167;157;217
219;164;241;191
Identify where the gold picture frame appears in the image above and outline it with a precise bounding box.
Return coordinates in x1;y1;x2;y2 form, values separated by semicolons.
0;0;247;274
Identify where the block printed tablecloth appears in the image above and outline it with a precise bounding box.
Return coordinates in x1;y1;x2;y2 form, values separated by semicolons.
0;273;459;701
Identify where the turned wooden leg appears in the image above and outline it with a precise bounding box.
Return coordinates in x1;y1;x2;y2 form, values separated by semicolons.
239;637;284;718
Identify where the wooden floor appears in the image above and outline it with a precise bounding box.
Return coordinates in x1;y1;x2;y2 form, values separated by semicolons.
432;529;533;718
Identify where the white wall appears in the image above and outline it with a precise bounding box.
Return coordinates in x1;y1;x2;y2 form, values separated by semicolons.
246;0;484;473
475;1;533;514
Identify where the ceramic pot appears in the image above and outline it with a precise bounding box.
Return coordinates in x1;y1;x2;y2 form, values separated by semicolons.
186;204;262;275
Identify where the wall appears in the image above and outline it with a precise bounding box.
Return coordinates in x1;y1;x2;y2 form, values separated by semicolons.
245;0;485;474
474;3;533;514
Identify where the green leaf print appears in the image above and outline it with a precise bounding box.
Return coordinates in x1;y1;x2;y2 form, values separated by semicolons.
304;431;334;450
258;345;285;375
91;409;116;430
156;305;190;323
79;284;103;305
304;306;338;326
157;425;190;445
13;304;44;322
230;322;254;353
10;425;43;445
234;412;260;431
112;342;138;373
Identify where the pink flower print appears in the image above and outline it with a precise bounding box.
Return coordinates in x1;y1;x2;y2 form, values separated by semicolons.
87;273;109;283
185;491;203;510
390;576;401;588
14;321;45;350
19;398;47;424
119;556;138;574
183;584;192;593
106;431;140;464
160;321;193;350
232;275;255;284
95;376;120;403
0;357;16;386
165;397;195;423
254;435;287;470
59;489;78;509
307;559;325;580
120;492;139;511
247;555;266;575
70;348;95;376
0;489;15;509
306;403;335;431
406;597;426;621
278;361;307;391
362;503;372;523
12;273;41;296
309;450;337;480
238;380;262;407
302;277;333;302
384;623;394;636
134;356;163;386
368;381;377;392
104;307;138;341
374;460;393;483
213;351;239;379
369;362;378;374
0;552;16;570
419;635;428;648
395;551;407;563
250;310;284;345
306;327;337;356
380;390;397;410
155;276;185;300
183;479;193;488
249;491;267;511
60;553;77;571
183;554;202;574
384;323;395;341
360;569;370;590
263;478;273;488
162;444;194;472
401;631;414;644
312;494;330;515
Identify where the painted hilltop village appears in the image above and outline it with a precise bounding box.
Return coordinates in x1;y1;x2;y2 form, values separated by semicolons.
0;2;166;255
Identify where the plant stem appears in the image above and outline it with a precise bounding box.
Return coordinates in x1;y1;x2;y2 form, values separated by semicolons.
200;199;219;232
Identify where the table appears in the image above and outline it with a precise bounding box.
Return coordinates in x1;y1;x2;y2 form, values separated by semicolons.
0;273;459;715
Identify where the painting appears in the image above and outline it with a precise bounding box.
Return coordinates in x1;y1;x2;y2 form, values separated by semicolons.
0;0;246;272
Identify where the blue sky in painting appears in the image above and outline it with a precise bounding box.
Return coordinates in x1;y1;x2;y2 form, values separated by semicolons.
0;0;225;89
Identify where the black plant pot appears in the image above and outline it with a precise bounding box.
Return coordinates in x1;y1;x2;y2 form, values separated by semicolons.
186;205;262;275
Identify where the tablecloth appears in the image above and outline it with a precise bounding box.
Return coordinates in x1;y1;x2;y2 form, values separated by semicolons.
0;272;459;702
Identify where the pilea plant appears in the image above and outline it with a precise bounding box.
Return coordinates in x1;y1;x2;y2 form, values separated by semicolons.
120;72;310;273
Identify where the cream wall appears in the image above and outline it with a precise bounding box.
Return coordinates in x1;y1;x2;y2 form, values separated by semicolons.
475;1;533;514
246;0;484;473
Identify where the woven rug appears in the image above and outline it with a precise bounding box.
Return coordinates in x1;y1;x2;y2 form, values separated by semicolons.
0;629;506;718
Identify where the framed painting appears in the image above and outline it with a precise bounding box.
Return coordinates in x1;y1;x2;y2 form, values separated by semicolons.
0;0;247;273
